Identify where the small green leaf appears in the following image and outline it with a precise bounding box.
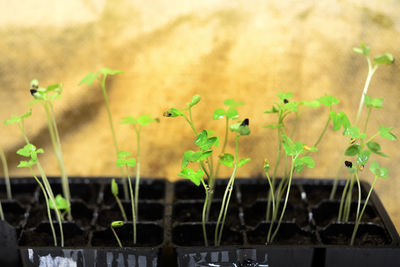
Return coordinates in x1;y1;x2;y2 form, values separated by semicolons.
121;116;137;125
78;72;98;86
224;99;244;107
178;168;204;186
301;100;320;108
318;95;340;106
219;153;234;167
343;126;362;138
4;109;32;125
263;159;270;172
226;107;239;120
281;135;297;156
238;158;251;167
282;101;298;112
199;150;213;161
366;142;381;153
264;106;279;113
364;95;383;109
213;108;226;120
369;161;388;179
230;119;250;136
190;95;201;106
379;126;397;141
49;194;70;211
294;156;315;173
344;144;361;156
164;108;183;117
117;151;131;158
353;43;370;56
182;150;194;168
17;160;36;168
100;68;123;76
137;114;156;126
373;53;394;65
357;150;371;165
276;91;292;102
111;179;119;196
116;158;126;167
111;221;124;228
126;158;137;167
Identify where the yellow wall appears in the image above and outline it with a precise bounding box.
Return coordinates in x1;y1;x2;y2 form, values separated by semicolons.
1;0;399;230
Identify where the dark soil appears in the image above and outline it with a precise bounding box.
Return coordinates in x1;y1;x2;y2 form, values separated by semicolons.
172;223;243;246
38;183;101;205
2;201;27;227
174;181;238;202
96;202;164;228
91;223;163;247
303;184;367;206
240;184;303;207
0;183;37;205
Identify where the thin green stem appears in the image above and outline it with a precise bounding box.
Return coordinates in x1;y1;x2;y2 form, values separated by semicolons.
343;175;355;222
313;112;331;149
200;179;209;247
0;145;11;199
135;127;141;219
0;200;4;221
355;172;361;222
114;195;127;221
265;172;275;223
350;176;378;245
338;177;350;221
363;108;372;133
111;226;123;248
126;166;137;244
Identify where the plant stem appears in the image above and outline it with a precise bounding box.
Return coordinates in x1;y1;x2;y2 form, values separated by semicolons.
363;108;372;133
100;77;128;200
44;103;72;221
313;111;331;149
114;195;127;221
343;174;355;222
200;179;209;247
338;176;350;221
0;200;4;221
111;226;123;248
269;155;295;243
0;145;12;199
135;127;141;219
126;166;137;244
350;176;377;245
30;169;57;246
355;172;361;222
265;172;276;223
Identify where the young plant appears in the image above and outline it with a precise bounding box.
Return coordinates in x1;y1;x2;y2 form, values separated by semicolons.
29;79;72;221
0;145;11;199
4;110;64;247
79;68;129;200
264;135;316;244
329;43;394;199
120;114;157;218
111;179;127;221
115;151;137;244
49;194;70;221
110;221;124;248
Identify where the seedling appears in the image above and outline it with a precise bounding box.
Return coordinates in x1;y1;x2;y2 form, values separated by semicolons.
79;68;129;200
111;178;127;221
0;145;11;199
116;151;137;244
49;194;70;221
121;114;157;218
29;79;72;221
110;221;124;248
166;95;250;246
4;110;64;247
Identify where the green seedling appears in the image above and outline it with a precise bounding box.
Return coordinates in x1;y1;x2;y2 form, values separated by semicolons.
167;95;249;246
49;194;70;221
111;178;127;221
116;151;137;244
121;114;157;218
0;145;11;199
79;68;129;200
4;110;64;247
329;43;394;200
29;79;72;221
264;134;316;244
111;221;124;248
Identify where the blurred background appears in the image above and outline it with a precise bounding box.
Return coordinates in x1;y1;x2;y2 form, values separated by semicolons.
0;0;399;229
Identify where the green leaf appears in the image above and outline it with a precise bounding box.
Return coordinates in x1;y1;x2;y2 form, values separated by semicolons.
17;160;36;168
126;158;137;167
224;99;244;107
264;106;279;113
353;43;370;56
364;95;383;109
117;151;132;158
281;135;298;156
318;95;340;106
374;53;394;65
178;168;204;186
116;158;126;167
182;150;194;168
226;107;239;120
344;144;361;156
78;72;98;86
276;91;292;101
379;126;397;141
357;150;371;165
369;161;388;179
343;126;362;138
230;120;250;136
282;101;298;112
4;109;32;125
263;159;270;172
199;150;213;161
16;144;37;157
294;156;315;173
194;130;219;150
190;95;201;106
111;179;119;196
100;68;123;76
301;100;320;108
49;194;70;211
111;221;124;228
366;141;380;153
164;108;183;117
219;153;234;167
238;158;251;167
121;116;137;125
137;114;156;126
213;108;226;120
